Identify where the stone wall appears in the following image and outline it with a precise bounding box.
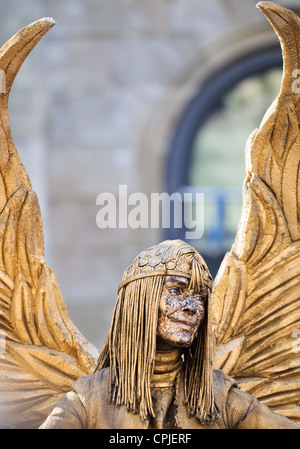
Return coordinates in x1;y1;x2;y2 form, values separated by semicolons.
0;0;298;349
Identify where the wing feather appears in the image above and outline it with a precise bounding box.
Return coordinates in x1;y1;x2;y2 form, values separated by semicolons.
212;3;300;424
0;19;99;428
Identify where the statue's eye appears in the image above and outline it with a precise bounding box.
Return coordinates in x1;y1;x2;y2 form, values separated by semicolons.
168;287;180;295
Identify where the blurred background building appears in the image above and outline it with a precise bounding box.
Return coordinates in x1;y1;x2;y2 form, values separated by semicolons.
0;0;298;350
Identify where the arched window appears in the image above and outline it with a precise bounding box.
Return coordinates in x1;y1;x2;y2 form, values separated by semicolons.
165;46;282;277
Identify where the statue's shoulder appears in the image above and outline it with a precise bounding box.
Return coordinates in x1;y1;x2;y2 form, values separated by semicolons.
71;367;110;402
212;369;238;398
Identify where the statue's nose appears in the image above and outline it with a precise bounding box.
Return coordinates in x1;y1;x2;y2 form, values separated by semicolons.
181;297;197;315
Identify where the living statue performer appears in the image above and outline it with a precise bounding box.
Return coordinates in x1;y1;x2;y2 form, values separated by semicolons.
0;2;300;429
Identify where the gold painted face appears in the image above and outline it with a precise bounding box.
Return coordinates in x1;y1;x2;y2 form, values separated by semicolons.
156;275;207;351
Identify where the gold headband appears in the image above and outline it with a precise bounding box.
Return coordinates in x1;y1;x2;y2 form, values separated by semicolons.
118;270;213;293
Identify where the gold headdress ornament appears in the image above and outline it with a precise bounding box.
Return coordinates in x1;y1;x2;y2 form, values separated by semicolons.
97;239;219;424
118;239;213;293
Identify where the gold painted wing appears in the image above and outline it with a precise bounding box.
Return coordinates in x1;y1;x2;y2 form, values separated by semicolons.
0;19;98;429
212;2;300;424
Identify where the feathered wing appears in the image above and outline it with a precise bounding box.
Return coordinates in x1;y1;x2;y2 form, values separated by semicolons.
212;2;300;423
0;19;98;429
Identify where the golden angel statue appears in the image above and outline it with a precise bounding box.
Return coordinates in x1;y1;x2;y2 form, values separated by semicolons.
0;2;300;429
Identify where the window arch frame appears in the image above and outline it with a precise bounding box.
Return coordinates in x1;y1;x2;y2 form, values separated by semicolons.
163;45;283;275
165;45;283;195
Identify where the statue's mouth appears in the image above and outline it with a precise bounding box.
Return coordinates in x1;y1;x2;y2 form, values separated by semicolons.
167;317;195;329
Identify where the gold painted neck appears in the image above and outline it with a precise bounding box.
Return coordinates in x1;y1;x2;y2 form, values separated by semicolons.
151;348;183;388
